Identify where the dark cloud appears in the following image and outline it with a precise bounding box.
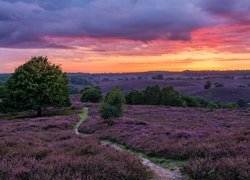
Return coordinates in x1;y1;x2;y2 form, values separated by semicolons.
0;0;248;49
198;0;250;23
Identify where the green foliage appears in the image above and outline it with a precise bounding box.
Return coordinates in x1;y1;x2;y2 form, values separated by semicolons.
161;87;185;107
237;99;248;108
100;88;125;119
143;85;161;105
196;98;210;108
181;96;199;107
204;81;212;90
126;90;144;105
224;103;238;110
0;84;4;99
208;103;219;110
80;86;102;103
2;56;70;116
126;85;223;109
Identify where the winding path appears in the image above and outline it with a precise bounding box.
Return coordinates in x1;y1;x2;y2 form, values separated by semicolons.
75;107;184;180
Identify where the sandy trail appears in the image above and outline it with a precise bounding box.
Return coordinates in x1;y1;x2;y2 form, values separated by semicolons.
75;107;184;180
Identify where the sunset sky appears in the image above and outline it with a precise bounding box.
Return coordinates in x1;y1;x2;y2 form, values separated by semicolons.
0;0;250;73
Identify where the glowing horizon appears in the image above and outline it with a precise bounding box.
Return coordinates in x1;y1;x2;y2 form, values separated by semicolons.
0;0;250;73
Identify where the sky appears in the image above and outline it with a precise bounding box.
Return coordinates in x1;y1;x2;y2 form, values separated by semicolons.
0;0;250;73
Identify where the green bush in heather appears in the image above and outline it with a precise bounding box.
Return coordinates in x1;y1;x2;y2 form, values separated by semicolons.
80;86;102;103
100;88;125;119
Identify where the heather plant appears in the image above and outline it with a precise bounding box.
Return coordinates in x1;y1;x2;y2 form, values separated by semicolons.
0;103;149;179
79;104;250;180
80;86;102;103
2;56;70;116
100;88;125;119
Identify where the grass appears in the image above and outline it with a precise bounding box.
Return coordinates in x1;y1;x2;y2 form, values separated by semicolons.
101;139;187;170
75;107;89;128
75;107;89;132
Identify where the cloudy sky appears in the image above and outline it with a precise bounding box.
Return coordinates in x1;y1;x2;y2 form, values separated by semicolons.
0;0;250;72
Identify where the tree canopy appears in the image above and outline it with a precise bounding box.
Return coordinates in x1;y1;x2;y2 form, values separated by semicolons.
80;86;102;103
2;56;70;116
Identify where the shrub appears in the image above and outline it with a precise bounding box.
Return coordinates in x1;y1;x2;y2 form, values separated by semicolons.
2;56;70;116
0;85;4;99
161;86;184;107
208;103;219;110
237;99;248;108
196;98;210;108
100;88;125;119
126;90;144;105
80;87;102;103
181;96;199;107
214;82;224;88
143;85;161;105
224;103;238;110
204;81;212;90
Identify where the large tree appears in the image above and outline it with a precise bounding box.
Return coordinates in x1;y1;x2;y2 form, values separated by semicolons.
2;56;70;116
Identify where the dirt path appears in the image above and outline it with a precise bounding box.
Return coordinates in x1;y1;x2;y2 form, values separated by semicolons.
75;108;184;180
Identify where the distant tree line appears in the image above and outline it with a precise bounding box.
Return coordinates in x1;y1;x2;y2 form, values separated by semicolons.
125;85;241;109
69;76;91;86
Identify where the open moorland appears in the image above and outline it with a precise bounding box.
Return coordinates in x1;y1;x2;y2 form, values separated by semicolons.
67;71;250;104
0;102;149;180
79;103;250;179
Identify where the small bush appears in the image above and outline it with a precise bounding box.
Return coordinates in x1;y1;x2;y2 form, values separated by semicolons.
204;81;212;90
214;82;224;88
80;87;102;103
182;96;199;107
224;103;238;110
100;88;125;119
237;99;248;108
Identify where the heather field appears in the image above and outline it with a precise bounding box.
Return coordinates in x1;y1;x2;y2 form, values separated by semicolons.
0;110;149;179
79;104;250;180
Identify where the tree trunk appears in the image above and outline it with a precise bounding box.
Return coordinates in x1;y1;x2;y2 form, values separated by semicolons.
37;107;42;117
